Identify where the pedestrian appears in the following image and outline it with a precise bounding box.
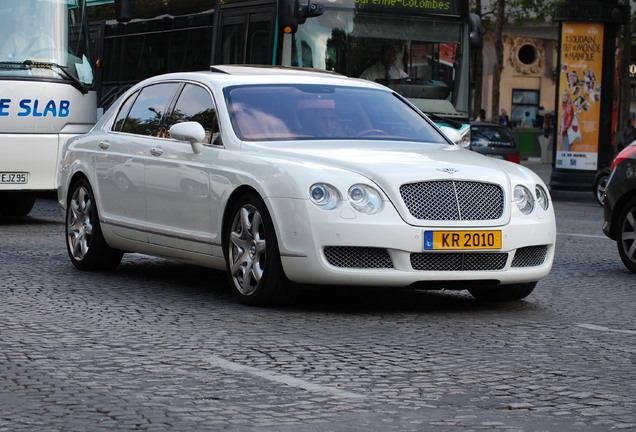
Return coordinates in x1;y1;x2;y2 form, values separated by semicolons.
535;107;544;129
543;113;553;138
498;109;511;128
478;109;486;122
521;111;534;128
618;118;636;152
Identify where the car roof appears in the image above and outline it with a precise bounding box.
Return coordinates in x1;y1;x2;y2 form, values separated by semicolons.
209;65;343;77
136;65;383;89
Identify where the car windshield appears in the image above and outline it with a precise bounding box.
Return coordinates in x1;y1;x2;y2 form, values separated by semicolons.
224;84;448;143
471;125;515;148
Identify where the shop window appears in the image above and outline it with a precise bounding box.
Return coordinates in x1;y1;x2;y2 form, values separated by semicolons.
511;89;539;127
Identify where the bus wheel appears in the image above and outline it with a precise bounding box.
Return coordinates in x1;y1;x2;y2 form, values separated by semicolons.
66;179;123;271
0;192;36;216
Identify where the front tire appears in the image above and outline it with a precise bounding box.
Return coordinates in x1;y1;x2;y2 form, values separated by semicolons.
66;178;123;271
616;196;636;273
224;193;287;306
468;282;537;301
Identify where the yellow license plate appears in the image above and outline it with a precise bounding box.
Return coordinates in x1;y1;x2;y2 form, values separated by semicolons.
424;230;502;250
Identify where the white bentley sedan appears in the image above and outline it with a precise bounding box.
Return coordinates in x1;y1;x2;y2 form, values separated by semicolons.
58;66;555;306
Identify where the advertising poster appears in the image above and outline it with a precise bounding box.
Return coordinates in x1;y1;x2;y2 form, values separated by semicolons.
555;21;604;171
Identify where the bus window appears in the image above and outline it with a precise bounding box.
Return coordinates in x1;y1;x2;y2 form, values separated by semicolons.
215;7;275;65
290;8;468;122
220;18;245;65
246;20;272;64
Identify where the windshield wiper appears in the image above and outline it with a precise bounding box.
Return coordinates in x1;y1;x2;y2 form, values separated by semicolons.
25;60;89;95
392;92;464;130
424;112;463;130
0;60;89;95
0;61;31;70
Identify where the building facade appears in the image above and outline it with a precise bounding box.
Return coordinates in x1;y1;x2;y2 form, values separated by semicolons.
478;21;560;127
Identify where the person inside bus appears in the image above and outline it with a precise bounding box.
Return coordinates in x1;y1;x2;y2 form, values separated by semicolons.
359;45;408;83
2;2;54;59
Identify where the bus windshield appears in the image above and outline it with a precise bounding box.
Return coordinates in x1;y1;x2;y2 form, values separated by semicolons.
287;1;469;121
0;0;93;85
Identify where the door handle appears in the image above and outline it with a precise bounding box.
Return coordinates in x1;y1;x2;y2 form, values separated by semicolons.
150;148;164;157
98;141;110;150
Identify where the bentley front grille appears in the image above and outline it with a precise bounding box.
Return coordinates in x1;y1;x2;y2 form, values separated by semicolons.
399;180;504;221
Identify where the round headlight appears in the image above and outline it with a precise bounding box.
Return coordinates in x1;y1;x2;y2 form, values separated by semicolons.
348;184;383;214
535;185;550;210
513;185;534;215
309;183;340;210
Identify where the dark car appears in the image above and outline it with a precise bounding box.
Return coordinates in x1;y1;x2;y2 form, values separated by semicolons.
602;141;636;272
469;122;521;164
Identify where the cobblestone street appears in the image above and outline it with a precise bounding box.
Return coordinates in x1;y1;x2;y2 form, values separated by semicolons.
1;168;635;431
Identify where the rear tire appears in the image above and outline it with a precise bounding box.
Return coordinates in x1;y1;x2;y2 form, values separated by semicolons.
468;282;537;301
66;178;123;271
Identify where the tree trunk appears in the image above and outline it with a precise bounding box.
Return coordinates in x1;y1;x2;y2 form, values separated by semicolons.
472;0;484;120
490;0;506;123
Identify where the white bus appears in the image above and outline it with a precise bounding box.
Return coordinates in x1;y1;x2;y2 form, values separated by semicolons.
0;0;124;216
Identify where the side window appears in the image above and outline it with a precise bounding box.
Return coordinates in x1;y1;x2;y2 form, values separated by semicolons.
168;84;220;144
112;90;139;132
120;83;180;136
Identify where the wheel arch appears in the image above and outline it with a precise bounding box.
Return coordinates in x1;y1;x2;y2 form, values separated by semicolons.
68;170;90;188
66;171;91;205
609;189;636;239
221;185;265;251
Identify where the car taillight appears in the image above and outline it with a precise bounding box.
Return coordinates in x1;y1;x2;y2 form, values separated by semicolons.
506;153;521;164
610;145;636;171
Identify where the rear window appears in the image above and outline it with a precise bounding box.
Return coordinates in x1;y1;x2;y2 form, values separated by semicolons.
471;125;516;148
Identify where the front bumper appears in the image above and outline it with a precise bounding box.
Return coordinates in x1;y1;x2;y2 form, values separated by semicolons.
269;197;556;287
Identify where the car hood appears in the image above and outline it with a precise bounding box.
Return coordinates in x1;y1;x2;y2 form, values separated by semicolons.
245;140;543;227
257;141;525;185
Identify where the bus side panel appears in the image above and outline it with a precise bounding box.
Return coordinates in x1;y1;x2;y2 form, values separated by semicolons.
0;81;97;191
0;135;60;191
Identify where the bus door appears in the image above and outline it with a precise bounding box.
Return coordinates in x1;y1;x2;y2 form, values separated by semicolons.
213;3;277;66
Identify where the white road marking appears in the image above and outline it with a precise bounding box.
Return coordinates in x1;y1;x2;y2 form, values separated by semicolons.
557;232;608;239
203;355;366;399
577;323;636;335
